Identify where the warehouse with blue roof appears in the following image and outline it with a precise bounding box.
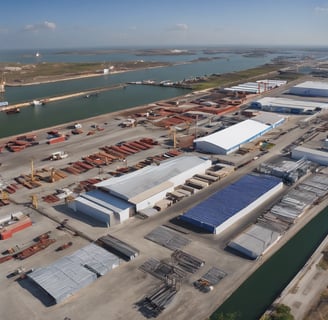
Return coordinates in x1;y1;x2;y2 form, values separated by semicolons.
180;174;283;234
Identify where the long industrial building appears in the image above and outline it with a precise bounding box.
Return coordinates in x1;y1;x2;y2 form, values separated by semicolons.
225;79;287;94
289;81;328;97
194;119;276;155
291;146;328;166
250;97;328;114
69;156;212;225
28;243;120;304
180;174;283;234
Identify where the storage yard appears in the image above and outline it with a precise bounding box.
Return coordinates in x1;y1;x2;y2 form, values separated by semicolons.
1;76;328;320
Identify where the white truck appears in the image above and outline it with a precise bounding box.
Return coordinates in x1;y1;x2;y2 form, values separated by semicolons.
50;151;68;161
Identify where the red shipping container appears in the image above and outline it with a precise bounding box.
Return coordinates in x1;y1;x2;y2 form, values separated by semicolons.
0;218;33;240
47;135;66;144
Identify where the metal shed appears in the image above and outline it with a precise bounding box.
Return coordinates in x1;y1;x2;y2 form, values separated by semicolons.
227;224;281;260
28;243;120;304
98;234;139;260
180;174;283;234
292;146;328;166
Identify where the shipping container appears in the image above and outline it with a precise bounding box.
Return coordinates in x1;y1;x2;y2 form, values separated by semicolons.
47;135;66;144
0;217;32;240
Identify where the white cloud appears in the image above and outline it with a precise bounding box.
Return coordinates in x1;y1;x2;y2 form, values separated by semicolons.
315;6;328;13
24;21;56;32
169;23;189;31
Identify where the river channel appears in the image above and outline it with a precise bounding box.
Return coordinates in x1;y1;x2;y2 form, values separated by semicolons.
212;206;328;320
0;52;279;138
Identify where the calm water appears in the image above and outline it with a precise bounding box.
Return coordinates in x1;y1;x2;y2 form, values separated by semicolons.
213;207;328;320
0;85;188;138
0;48;284;138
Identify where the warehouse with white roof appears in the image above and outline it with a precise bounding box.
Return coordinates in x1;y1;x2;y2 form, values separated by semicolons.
70;190;134;226
289;81;328;97
194;119;272;155
225;79;287;94
96;155;211;210
69;156;212;225
250;97;328;114
291;146;328;166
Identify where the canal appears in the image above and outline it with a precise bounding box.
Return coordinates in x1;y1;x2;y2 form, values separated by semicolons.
212;206;328;320
0;52;278;138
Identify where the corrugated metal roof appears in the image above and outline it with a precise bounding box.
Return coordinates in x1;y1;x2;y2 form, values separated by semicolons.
74;196;114;217
28;244;120;303
29;257;96;304
67;243;120;276
194;119;270;152
292;81;328;90
96;156;211;201
129;180;174;204
181;174;282;233
98;234;139;260
254;97;328;110
81;190;132;212
292;146;328;158
252;112;285;126
228;224;281;260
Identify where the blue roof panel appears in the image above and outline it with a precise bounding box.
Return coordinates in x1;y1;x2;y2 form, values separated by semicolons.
181;174;281;232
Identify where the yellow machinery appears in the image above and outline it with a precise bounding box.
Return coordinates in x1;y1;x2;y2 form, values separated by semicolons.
1;190;8;201
31;194;38;209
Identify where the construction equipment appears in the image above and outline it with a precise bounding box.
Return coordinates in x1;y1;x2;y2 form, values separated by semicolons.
168;127;177;150
1;190;8;201
31;194;38;209
31;159;35;182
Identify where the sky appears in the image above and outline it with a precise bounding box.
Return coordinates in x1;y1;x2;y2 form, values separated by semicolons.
1;0;328;49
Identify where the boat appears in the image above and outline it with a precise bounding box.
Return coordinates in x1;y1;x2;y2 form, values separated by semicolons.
6;108;20;115
83;92;98;99
31;99;46;106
